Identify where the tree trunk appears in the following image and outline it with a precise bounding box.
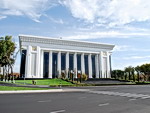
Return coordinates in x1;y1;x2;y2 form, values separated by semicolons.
138;72;140;82
132;72;135;82
129;72;131;80
3;66;5;81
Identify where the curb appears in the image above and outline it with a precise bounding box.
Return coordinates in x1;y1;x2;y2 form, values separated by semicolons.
0;89;63;94
0;89;89;94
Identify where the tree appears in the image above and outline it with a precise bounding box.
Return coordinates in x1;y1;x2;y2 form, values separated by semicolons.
125;66;134;80
139;64;150;81
0;36;16;82
135;66;141;82
112;70;124;79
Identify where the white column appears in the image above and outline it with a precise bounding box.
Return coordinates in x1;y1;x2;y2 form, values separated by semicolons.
74;52;77;78
66;52;69;78
95;54;99;78
99;51;104;78
57;51;61;77
49;51;52;78
88;53;92;78
106;52;110;78
36;46;40;78
25;45;32;78
40;50;44;78
81;53;85;74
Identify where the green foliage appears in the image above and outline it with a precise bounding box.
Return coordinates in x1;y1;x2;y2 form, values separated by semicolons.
0;85;49;91
81;73;88;81
0;36;16;82
139;64;150;75
112;63;150;82
124;66;135;80
16;79;73;86
112;70;124;79
0;36;15;67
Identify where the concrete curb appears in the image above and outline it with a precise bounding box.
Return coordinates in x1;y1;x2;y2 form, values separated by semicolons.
0;88;90;94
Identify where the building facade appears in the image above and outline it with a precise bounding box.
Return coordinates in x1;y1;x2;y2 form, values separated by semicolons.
19;35;115;79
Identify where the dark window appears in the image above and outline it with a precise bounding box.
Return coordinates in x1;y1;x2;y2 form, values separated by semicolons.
92;55;96;78
43;52;49;78
61;53;66;70
84;55;89;76
69;54;74;70
20;50;26;78
77;54;81;71
52;53;57;78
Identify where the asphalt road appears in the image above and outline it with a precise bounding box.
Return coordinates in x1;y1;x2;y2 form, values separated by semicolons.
1;85;150;113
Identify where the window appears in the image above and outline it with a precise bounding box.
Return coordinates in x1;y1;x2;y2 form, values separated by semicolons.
43;52;49;78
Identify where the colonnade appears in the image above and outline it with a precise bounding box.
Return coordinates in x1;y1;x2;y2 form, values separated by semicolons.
40;50;111;79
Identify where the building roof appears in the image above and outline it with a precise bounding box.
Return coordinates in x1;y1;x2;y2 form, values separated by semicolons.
19;34;115;52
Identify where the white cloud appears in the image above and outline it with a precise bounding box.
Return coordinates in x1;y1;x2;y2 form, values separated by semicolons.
0;15;6;20
1;0;150;26
113;61;150;70
63;30;150;40
123;56;150;60
45;15;64;24
113;45;131;52
61;0;150;26
0;0;58;22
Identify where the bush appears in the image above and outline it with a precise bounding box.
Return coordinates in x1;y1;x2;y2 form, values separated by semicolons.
61;71;66;79
82;74;88;81
0;74;3;81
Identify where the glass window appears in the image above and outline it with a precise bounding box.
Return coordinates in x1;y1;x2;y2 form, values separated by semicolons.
92;55;96;78
20;50;26;78
69;54;74;70
61;53;66;70
77;54;81;71
43;52;49;78
84;55;89;76
52;53;57;78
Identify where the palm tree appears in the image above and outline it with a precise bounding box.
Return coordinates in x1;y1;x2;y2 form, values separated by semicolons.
135;66;140;82
125;66;134;81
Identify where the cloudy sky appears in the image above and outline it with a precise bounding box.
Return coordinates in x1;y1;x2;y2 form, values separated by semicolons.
0;0;150;72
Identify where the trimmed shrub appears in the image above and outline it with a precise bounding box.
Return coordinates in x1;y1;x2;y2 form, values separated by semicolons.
82;74;88;81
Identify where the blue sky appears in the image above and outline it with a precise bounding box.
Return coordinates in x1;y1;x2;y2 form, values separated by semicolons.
0;0;150;72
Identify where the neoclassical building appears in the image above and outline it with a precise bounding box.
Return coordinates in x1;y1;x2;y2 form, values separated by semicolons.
19;35;115;79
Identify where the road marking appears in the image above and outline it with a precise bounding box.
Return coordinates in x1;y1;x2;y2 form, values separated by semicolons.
98;103;109;107
128;98;136;101
50;110;66;113
38;100;51;103
89;91;150;99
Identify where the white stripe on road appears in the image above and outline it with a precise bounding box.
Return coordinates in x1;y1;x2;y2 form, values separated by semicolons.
98;103;109;107
128;98;136;101
89;91;150;99
38;100;51;103
50;110;66;113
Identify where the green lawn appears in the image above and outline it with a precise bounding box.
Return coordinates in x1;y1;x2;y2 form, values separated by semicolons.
16;79;73;86
0;86;49;91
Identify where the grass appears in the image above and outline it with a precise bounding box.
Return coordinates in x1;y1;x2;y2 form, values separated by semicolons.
0;86;50;91
15;79;74;86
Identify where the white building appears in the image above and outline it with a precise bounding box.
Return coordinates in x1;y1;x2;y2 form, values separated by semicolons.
19;35;115;79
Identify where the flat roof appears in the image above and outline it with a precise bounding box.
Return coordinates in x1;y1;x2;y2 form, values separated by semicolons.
19;34;115;47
